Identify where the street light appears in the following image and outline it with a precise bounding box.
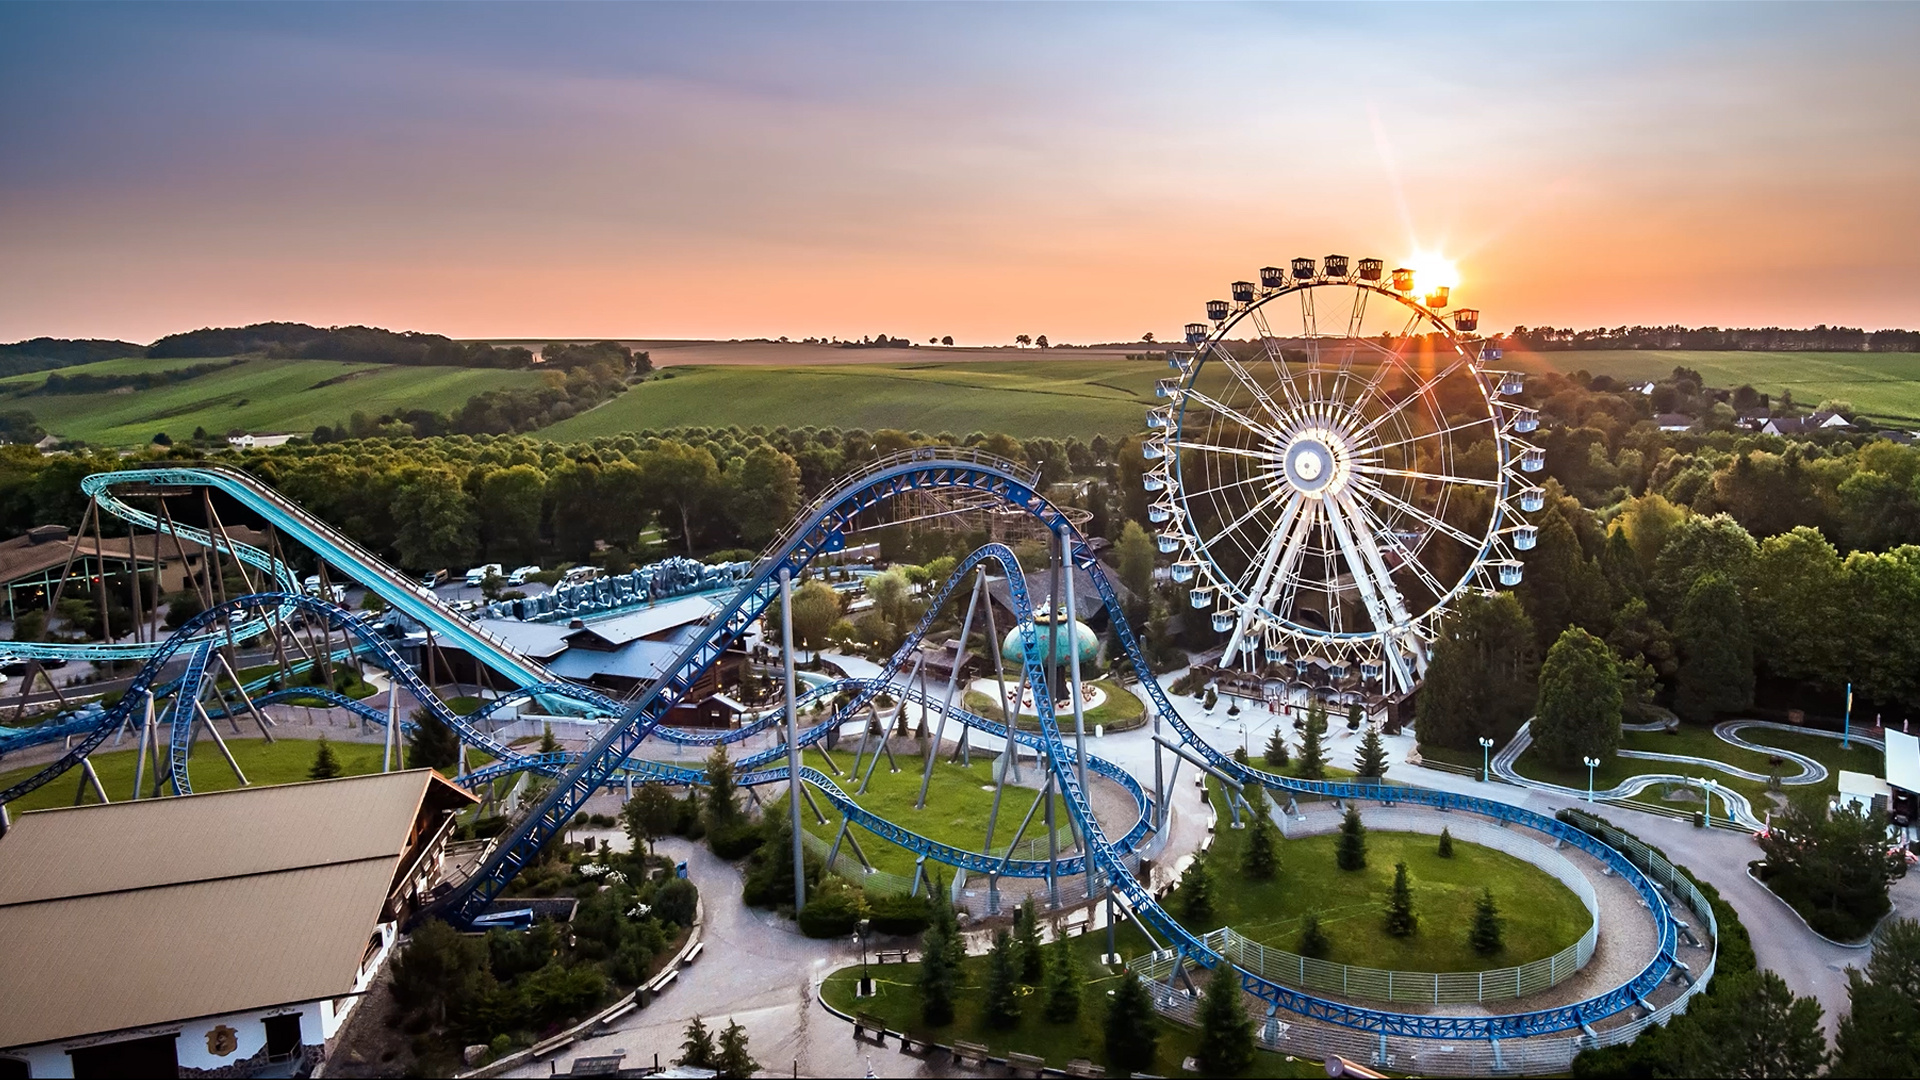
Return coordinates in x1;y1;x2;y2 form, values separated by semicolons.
1582;756;1601;802
855;917;873;998
1478;737;1495;782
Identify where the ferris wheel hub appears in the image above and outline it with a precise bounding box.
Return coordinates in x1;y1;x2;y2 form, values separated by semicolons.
1279;431;1349;497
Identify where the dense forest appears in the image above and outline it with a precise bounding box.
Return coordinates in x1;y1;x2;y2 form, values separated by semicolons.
0;337;145;377
147;322;538;368
1494;324;1920;352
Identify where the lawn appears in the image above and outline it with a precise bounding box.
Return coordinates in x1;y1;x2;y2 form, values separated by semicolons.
1509;349;1920;426
0;734;387;814
1738;727;1883;799
1511;725;1773;814
819;923;1323;1078
0;355;542;446
797;746;1076;879
962;678;1147;732
1197;783;1591;973
538;360;1166;441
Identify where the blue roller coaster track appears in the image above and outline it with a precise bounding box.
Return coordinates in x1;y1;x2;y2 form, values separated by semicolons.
0;450;1687;1043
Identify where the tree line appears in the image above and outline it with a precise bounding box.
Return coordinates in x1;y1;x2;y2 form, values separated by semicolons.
1498;324;1920;352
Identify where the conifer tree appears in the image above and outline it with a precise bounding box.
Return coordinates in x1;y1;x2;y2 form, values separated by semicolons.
703;744;737;827
1384;860;1417;937
1469;887;1504;955
1262;726;1290;770
1297;711;1328;781
1104;968;1160;1076
716;1019;759;1080
1195;962;1255;1076
984;929;1022;1028
307;734;342;780
1436;826;1454;858
1014;897;1045;983
1335;806;1367;871
407;707;460;770
1043;933;1082;1022
1353;725;1388;780
919;923;957;1025
1240;785;1279;881
1299;911;1331;960
1346;701;1363;731
539;721;559;755
675;1016;716;1070
1178;850;1217;924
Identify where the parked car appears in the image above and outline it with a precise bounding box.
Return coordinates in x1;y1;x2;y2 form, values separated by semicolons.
465;563;504;586
420;568;449;589
507;564;541;586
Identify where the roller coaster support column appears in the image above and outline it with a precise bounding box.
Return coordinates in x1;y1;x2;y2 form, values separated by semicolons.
978;567;1020;782
917;569;983;809
131;691;155;800
1060;530;1095;900
383;679;399;772
781;568;806;914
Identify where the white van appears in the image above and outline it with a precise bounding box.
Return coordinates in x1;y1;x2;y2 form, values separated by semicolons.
465;564;504;586
507;564;541;586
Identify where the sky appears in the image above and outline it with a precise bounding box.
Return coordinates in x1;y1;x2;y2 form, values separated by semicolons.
2;1;1918;345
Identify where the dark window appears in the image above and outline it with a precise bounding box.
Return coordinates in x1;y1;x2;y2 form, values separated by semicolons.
263;1014;303;1062
70;1034;178;1079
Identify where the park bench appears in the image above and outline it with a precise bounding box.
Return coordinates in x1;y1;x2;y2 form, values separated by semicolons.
566;1053;625;1076
1065;1059;1106;1078
852;1011;888;1045
876;947;912;964
900;1030;937;1055
682;941;704;964
1006;1051;1047;1077
952;1039;990;1068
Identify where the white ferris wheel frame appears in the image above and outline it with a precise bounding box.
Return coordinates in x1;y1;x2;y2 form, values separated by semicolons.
1143;271;1545;698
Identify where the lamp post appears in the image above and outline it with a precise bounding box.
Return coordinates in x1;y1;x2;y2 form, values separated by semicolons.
1583;756;1601;802
1478;737;1495;783
1844;682;1853;749
855;917;873;998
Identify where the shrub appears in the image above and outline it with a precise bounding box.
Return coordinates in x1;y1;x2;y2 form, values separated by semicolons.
867;893;933;936
797;878;867;938
708;819;765;860
654;877;698;928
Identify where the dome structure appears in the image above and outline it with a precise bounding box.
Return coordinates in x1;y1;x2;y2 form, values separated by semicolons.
1002;604;1099;667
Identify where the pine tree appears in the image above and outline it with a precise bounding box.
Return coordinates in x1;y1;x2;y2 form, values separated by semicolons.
407;708;460;770
1335;806;1367;871
715;1019;758;1080
675;1016;717;1069
1204;686;1219;711
1353;725;1388;780
1469;887;1504;955
1104;969;1160;1076
307;734;342;780
539;721;559;755
1178;851;1216;924
1262;726;1290;770
1043;933;1082;1022
703;744;737;826
1014;897;1045;983
919;922;957;1025
1297;713;1328;780
1298;911;1331;960
984;929;1022;1028
1346;701;1363;731
1384;860;1417;937
1240;785;1278;882
1436;826;1454;858
1834;917;1920;1077
1195;962;1255;1077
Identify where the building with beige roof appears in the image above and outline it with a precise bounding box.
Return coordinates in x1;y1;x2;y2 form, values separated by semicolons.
0;770;476;1079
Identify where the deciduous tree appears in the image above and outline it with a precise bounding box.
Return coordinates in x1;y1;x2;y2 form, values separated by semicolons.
1533;627;1621;768
1673;572;1754;723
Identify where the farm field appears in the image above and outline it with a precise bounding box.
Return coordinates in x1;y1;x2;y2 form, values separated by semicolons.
541;359;1165;440
1510;349;1920;426
1;355;541;446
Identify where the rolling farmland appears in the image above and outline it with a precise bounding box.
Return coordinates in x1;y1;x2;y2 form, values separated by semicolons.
1506;349;1920;425
1;356;542;446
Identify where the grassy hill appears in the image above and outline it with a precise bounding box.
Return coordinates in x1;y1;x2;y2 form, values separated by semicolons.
540;359;1165;440
1508;349;1920;426
1;355;542;446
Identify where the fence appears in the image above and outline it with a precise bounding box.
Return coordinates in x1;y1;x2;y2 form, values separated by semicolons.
1131;805;1721;1075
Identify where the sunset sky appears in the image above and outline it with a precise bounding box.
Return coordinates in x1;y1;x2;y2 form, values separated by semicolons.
2;1;1917;345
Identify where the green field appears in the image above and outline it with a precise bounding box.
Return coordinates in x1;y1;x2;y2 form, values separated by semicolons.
540;361;1165;441
796;745;1075;879
1196;784;1591;972
0;355;541;446
0;735;389;814
962;678;1147;732
820;926;1322;1078
1511;349;1920;425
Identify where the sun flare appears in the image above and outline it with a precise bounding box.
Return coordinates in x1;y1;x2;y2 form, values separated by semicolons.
1405;250;1460;293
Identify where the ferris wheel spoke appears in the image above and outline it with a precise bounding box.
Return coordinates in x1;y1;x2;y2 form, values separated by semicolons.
1352;477;1484;549
1203;486;1288;552
1320;494;1415;688
1350;463;1497;488
1327;490;1414;624
1221;492;1306;664
1178;387;1285;444
1199;339;1291;424
1246;307;1307;414
1367;415;1494;457
1351;355;1470;441
1170;438;1282;464
1340;488;1450;599
1181;471;1271;505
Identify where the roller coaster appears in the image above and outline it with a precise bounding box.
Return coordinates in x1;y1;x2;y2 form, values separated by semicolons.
0;446;1707;1059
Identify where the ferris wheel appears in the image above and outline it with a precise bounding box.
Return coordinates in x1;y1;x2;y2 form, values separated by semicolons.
1143;256;1545;697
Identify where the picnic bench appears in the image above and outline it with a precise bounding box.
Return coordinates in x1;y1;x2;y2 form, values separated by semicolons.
852;1011;889;1045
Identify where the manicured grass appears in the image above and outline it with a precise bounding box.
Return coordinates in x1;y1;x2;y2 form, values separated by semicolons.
799;746;1074;879
539;360;1165;441
819;924;1323;1078
0;355;541;446
1197;784;1591;972
0;735;387;814
962;678;1147;732
1739;727;1884;798
1510;349;1920;426
1513;727;1774;808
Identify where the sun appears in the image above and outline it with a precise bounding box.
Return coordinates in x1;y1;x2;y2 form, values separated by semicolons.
1404;249;1460;293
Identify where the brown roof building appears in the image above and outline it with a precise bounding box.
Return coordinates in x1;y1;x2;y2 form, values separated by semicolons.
0;770;476;1079
0;523;270;623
